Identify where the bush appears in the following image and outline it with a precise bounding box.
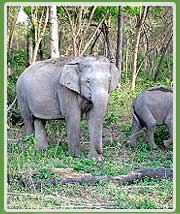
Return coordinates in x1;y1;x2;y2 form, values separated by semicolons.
7;48;27;69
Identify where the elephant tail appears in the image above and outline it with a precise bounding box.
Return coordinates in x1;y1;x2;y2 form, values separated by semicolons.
132;104;140;124
7;96;17;112
131;103;146;128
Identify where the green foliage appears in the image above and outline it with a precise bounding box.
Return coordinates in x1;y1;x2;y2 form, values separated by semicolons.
23;6;31;17
155;125;170;145
38;167;52;179
94;6;119;21
72;157;98;174
123;6;140;16
7;67;23;103
57;6;66;16
7;48;27;69
8;6;20;28
120;123;131;134
7;49;26;125
23;134;36;144
105;112;119;125
7;65;25;125
151;6;164;17
7;119;173;208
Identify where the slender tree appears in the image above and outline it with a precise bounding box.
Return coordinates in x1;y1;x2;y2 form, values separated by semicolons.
102;21;114;61
49;6;59;58
116;6;123;72
26;19;33;66
7;6;20;76
31;7;49;63
153;33;173;81
130;6;148;90
8;6;20;49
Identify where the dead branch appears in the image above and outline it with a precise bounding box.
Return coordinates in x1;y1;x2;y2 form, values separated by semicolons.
21;168;173;190
80;18;105;56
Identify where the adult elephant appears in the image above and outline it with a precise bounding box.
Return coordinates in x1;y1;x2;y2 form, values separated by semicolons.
16;56;120;160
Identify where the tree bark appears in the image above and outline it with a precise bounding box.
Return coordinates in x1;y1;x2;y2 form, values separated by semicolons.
26;21;33;66
102;21;114;61
130;6;148;90
63;7;77;56
90;29;102;54
8;6;20;49
153;34;173;82
116;6;123;71
49;6;59;58
39;41;43;61
31;7;49;63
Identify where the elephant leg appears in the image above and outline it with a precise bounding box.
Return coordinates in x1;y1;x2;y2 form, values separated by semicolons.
128;117;142;145
136;109;158;149
65;113;81;157
24;117;34;136
164;120;173;147
19;102;34;135
34;119;49;150
146;125;158;149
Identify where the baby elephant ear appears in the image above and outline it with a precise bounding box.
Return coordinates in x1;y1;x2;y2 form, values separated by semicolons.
59;60;81;94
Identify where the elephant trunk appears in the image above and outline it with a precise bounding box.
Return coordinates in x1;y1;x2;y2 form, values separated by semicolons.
87;90;108;155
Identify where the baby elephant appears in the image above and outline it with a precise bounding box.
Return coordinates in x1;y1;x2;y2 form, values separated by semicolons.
128;86;173;149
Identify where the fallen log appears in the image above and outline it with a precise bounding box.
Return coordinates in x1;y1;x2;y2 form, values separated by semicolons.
22;168;173;190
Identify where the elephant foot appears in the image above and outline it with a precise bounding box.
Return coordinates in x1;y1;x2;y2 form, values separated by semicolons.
67;149;82;158
126;140;136;147
34;142;49;150
88;146;105;161
163;139;172;147
149;142;158;150
88;153;105;161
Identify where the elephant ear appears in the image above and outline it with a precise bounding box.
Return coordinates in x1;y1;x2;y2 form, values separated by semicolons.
59;58;81;94
109;63;121;92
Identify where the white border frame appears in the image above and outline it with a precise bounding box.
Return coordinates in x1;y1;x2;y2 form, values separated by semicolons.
4;2;176;213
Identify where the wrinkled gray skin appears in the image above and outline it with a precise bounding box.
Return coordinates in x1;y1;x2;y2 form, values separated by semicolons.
16;56;120;160
128;86;173;149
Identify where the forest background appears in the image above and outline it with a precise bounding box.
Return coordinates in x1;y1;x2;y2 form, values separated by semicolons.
6;4;174;210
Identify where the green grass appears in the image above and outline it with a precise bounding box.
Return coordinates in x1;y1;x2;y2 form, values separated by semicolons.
7;80;174;210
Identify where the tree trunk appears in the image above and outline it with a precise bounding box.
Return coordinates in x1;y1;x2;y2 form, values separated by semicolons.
63;7;77;56
58;30;63;55
7;6;9;33
102;21;114;61
8;6;20;49
49;6;59;58
116;6;123;72
90;30;102;54
7;6;20;76
31;7;49;63
39;41;43;61
26;22;33;66
130;6;148;90
153;34;173;82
